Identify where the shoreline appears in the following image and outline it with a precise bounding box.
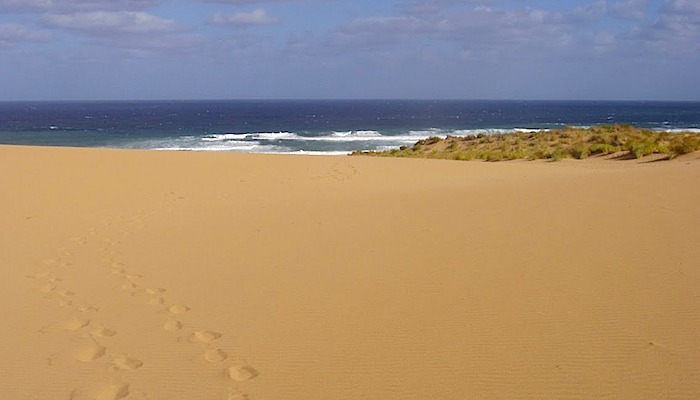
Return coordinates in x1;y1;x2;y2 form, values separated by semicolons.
2;144;699;400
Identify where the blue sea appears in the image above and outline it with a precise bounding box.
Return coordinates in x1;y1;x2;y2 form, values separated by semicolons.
1;100;699;155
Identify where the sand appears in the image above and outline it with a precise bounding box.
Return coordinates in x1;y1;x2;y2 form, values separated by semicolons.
1;144;699;400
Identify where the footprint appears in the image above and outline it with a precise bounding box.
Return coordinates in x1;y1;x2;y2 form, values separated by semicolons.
121;281;138;290
148;297;165;306
70;383;129;400
145;288;166;295
94;383;129;400
189;331;222;343
225;387;250;400
113;356;143;370
78;305;100;313
70;236;88;245
168;305;190;314
204;348;228;363
58;299;73;308
39;317;89;333
72;343;106;362
64;317;91;331
227;365;258;382
91;327;117;338
39;283;56;294
125;274;142;281
26;271;51;279
163;319;183;332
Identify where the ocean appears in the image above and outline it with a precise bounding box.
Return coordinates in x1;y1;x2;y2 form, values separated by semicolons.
1;100;699;155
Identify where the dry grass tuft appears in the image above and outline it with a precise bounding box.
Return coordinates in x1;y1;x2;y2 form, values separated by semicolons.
351;125;699;162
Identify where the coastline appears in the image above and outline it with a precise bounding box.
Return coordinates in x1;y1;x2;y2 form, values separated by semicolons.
2;144;699;399
2;100;700;154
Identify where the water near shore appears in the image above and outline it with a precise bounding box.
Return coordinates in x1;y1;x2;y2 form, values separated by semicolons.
1;100;699;154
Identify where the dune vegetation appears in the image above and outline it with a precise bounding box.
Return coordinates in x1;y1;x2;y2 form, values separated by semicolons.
352;125;700;161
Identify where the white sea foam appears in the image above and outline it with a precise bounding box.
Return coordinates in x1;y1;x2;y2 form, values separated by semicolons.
155;142;264;152
202;133;249;141
305;135;422;143
203;132;297;141
123;127;563;155
658;128;700;133
514;128;549;133
198;127;555;148
253;132;297;140
331;130;381;137
279;150;353;156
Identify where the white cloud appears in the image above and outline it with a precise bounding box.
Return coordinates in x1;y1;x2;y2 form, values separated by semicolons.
0;0;159;12
661;0;700;15
609;0;648;20
0;23;50;46
43;11;179;35
211;8;280;27
646;0;700;44
331;6;572;55
202;0;315;3
0;0;51;11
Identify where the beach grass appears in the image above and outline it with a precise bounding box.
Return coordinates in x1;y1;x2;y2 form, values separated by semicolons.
352;125;700;161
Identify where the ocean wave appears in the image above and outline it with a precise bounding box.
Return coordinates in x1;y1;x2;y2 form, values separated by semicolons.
202;132;298;142
278;150;353;156
254;131;297;140
331;130;381;137
116;125;699;155
154;142;271;152
188;127;556;154
202;133;249;142
303;135;426;143
657;128;700;133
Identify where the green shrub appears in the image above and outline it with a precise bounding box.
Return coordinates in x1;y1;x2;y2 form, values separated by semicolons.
485;152;505;162
669;135;700;158
453;152;473;161
418;136;442;146
627;141;664;158
589;143;619;155
550;150;564;161
568;144;589;159
356;126;698;162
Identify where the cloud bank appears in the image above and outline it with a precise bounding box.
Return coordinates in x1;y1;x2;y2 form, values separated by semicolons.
211;8;280;27
1;0;699;100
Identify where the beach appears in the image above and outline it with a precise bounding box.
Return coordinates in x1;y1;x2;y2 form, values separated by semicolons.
1;144;699;399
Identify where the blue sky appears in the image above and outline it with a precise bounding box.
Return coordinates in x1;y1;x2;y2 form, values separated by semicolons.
0;0;698;100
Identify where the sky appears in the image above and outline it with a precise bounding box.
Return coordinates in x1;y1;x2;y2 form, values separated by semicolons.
0;0;699;101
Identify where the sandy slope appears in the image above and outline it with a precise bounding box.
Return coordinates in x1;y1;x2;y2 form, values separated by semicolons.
1;145;698;400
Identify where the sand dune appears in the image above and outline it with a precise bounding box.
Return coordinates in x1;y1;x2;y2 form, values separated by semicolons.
1;145;699;399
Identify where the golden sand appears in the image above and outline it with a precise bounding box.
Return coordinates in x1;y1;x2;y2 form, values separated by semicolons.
1;145;699;399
